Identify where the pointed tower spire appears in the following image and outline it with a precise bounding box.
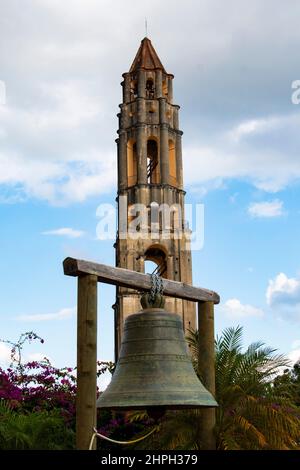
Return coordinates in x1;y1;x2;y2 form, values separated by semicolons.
130;37;167;73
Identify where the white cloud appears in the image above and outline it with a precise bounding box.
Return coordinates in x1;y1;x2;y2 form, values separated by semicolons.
266;273;300;312
42;227;85;238
288;348;300;366
185;112;300;194
0;343;11;367
37;81;100;131
98;370;112;391
220;298;264;319
228;116;280;143
0;1;300;204
0;80;116;205
25;352;51;363
17;307;76;322
248;200;284;218
291;340;300;350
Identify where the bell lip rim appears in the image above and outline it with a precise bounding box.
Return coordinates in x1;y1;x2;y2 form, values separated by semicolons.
96;403;218;410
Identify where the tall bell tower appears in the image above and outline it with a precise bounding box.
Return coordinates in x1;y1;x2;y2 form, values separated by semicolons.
115;38;196;357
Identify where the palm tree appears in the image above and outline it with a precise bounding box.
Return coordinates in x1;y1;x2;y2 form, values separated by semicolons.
190;326;300;450
130;326;300;450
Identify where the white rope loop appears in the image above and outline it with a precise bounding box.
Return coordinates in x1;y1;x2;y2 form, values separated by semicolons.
89;426;158;450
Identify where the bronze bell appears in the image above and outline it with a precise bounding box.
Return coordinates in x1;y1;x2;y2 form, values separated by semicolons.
97;296;218;414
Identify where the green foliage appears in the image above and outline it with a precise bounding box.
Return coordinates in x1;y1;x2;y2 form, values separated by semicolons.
0;400;75;450
2;328;299;450
0;332;78;449
205;326;300;449
274;362;300;406
130;326;300;450
130;410;203;450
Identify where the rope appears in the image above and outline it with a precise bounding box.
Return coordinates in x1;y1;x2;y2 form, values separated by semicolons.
89;426;158;450
149;273;164;303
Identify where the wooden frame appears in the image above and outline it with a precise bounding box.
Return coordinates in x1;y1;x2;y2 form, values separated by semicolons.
63;257;220;304
63;257;219;450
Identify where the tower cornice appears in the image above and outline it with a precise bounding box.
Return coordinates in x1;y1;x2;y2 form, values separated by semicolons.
117;184;186;195
118;99;180;109
116;124;183;136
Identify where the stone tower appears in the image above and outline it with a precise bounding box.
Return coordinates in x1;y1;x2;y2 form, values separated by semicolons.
115;37;196;358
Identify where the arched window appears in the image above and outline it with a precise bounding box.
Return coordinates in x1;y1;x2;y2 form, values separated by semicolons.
127;139;137;186
144;259;158;275
147;139;159;184
168;140;177;186
130;80;138;100
146;78;155;99
162;80;168;97
144;246;167;278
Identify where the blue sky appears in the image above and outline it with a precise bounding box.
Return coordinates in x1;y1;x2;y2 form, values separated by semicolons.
1;0;300;385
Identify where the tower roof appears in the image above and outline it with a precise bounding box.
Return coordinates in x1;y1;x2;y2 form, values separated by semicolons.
129;37;167;73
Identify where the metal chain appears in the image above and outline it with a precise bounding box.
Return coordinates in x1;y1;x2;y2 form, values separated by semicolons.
149;273;164;303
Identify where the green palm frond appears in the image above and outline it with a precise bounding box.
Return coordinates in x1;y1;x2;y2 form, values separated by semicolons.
131;326;300;451
0;409;75;450
0;399;13;415
197;326;300;450
216;326;243;354
186;328;198;360
127;410;148;423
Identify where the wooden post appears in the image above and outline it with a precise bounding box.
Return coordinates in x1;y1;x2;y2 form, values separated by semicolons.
197;301;216;450
76;274;98;450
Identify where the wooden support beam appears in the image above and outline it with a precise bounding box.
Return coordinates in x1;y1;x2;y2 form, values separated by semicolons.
197;301;216;450
76;274;98;450
63;257;220;304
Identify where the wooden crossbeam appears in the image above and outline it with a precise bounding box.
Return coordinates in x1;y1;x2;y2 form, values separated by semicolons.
63;257;220;304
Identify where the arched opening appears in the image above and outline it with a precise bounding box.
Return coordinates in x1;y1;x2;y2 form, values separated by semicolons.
147;139;159;184
127;139;137;186
162;80;168;97
130;80;138;100
144;259;158;275
128;204;135;225
144;246;167;278
169;139;177;186
146;78;155;99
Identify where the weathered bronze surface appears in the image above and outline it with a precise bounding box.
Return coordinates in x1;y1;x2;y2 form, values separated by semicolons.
97;307;218;410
